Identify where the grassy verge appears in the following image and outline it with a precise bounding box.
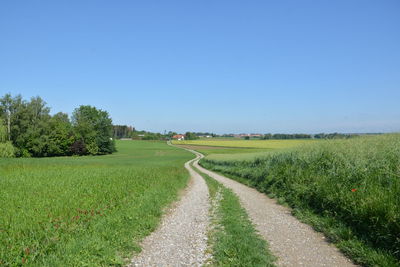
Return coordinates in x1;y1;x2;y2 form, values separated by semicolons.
200;134;400;266
0;140;193;266
191;163;276;267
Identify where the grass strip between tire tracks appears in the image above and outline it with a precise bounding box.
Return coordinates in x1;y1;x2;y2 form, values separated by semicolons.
191;163;276;267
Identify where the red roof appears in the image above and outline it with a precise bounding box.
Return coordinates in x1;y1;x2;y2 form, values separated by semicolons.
172;134;185;139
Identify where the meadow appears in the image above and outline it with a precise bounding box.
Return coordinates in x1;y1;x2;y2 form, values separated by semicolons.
173;138;318;149
0;141;193;266
173;139;318;161
200;134;400;266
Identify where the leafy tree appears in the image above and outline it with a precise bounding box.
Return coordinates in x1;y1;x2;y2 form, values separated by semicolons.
46;113;74;156
113;125;135;139
0;122;15;157
185;132;199;140
167;131;178;138
0;95;51;157
72;105;116;155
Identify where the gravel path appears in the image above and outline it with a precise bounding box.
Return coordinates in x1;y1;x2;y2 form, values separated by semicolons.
192;150;356;267
128;153;210;267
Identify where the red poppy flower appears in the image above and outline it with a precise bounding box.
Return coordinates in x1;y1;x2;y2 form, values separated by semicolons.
351;188;357;192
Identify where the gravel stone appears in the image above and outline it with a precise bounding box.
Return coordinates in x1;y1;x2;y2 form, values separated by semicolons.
193;151;357;267
128;153;210;267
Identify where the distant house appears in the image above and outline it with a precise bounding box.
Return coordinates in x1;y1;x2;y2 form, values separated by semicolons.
172;134;185;141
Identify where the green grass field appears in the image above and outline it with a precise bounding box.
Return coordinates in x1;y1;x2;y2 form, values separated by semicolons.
173;139;318;149
0;140;193;266
173;139;318;161
200;134;400;266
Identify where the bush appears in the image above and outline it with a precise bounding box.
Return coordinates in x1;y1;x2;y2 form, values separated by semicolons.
0;142;15;157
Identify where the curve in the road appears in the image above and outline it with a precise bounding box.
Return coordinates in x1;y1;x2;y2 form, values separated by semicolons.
191;150;356;267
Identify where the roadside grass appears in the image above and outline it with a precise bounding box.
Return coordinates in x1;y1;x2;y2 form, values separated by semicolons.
191;163;276;267
200;134;400;266
0;140;193;267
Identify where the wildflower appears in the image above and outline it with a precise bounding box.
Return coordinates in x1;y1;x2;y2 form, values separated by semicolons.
351;188;357;192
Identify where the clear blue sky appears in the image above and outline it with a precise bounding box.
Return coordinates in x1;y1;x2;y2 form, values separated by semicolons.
1;1;399;134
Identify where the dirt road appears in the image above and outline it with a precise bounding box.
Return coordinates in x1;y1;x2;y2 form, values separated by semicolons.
129;152;210;266
191;150;356;267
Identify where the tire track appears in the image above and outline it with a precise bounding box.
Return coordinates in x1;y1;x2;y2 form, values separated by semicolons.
191;150;356;267
128;152;210;267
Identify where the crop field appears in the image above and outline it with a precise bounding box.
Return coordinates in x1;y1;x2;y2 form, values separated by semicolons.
173;139;318;149
0;141;193;266
173;139;319;161
200;134;400;266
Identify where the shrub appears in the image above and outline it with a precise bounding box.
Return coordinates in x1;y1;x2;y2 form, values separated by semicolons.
0;142;15;157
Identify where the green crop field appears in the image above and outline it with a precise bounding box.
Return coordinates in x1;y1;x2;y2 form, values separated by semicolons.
173;139;319;161
0;140;193;267
200;134;400;266
173;139;318;149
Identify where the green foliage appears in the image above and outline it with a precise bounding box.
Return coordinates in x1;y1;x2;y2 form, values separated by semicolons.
185;132;199;140
313;133;359;139
46;113;74;156
0;140;193;266
200;134;400;266
0;142;15;157
113;125;135;139
262;133;312;139
0;94;116;157
0;122;15;157
0;123;7;143
72;105;116;155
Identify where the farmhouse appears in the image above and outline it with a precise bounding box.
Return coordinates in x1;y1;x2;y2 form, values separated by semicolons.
172;134;185;141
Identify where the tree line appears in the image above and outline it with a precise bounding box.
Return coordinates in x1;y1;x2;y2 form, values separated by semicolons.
261;133;358;140
0;94;115;157
111;128;200;141
261;133;312;139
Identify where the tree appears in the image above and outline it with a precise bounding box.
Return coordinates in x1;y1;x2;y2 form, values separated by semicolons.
185;132;199;140
0;93;13;141
72;105;116;155
0;121;15;157
46;112;74;156
113;125;135;139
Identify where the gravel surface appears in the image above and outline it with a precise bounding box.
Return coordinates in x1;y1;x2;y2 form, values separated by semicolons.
128;153;210;267
193;151;356;267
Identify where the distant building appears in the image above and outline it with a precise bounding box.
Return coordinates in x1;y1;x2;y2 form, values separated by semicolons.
172;134;185;141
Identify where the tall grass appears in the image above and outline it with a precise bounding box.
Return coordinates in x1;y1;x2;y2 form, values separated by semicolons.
201;134;400;266
0;141;193;266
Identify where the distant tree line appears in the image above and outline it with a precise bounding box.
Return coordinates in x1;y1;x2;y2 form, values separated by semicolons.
261;133;312;139
113;125;135;139
0;94;115;157
259;133;358;140
313;133;356;139
185;132;199;140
